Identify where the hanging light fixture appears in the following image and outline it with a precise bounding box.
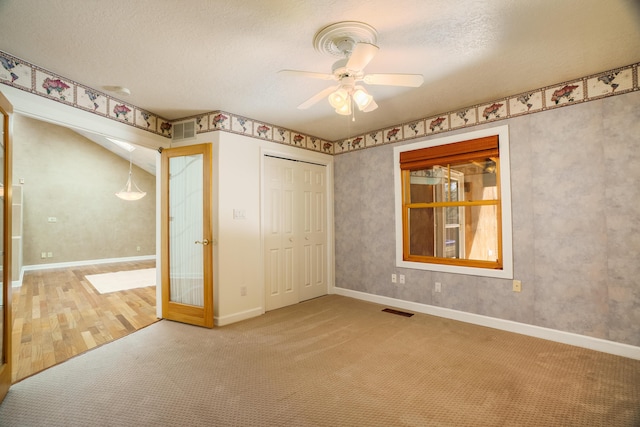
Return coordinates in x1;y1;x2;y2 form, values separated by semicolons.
109;138;146;201
115;154;147;201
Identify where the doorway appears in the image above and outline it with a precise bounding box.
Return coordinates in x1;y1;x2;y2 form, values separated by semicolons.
12;260;157;382
264;155;328;311
10;115;158;381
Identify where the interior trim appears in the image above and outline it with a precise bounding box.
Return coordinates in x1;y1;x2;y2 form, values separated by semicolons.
215;307;264;327
332;286;640;361
14;255;157;287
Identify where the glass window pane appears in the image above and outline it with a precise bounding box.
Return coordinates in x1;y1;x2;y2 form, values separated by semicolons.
410;160;498;204
444;227;460;258
466;205;499;262
169;154;204;306
408;207;434;256
408;204;498;263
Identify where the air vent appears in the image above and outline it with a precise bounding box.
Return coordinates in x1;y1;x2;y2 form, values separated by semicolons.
382;308;414;317
172;119;196;141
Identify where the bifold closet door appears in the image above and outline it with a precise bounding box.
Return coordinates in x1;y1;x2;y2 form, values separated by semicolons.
298;162;327;302
264;156;327;311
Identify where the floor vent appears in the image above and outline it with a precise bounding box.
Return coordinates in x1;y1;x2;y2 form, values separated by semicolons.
382;308;414;317
172;119;196;141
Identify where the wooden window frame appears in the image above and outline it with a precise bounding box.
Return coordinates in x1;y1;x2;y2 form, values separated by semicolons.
393;125;513;279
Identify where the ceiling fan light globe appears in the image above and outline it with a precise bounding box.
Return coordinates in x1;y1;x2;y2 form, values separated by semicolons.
328;88;349;108
352;88;373;110
362;99;378;112
335;102;351;115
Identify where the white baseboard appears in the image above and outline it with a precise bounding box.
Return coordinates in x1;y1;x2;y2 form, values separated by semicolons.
215;307;264;327
13;255;157;288
332;287;640;361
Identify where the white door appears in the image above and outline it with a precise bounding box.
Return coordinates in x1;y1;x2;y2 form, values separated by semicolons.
299;162;327;302
264;156;327;311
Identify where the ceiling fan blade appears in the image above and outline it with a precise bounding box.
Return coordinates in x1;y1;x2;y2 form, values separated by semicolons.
278;70;336;81
346;43;379;71
297;85;340;109
363;73;424;87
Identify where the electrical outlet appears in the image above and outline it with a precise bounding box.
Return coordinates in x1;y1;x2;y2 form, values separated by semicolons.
136;246;141;252
391;274;397;283
399;274;405;284
47;252;53;258
435;282;442;293
513;279;522;292
41;252;46;259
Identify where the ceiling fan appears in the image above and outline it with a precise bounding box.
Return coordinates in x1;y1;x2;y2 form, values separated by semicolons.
280;21;424;116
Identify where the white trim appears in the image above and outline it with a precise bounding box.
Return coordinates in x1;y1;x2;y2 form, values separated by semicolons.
215;307;263;326
393;124;513;279
19;255;156;276
332;287;640;361
155;150;163;319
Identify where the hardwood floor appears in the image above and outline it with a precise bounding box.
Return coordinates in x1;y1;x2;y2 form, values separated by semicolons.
11;260;158;382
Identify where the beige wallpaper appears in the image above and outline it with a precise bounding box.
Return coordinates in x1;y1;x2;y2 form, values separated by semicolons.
334;90;640;347
13;115;156;266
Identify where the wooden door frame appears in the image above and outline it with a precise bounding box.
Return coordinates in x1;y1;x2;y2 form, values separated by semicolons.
0;91;14;402
160;143;214;328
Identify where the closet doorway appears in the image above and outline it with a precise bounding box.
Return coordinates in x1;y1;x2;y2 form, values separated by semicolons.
264;156;328;311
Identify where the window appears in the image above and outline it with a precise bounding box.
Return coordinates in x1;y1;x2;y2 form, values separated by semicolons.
394;126;513;278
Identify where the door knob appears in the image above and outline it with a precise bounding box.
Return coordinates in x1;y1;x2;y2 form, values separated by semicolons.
195;239;210;246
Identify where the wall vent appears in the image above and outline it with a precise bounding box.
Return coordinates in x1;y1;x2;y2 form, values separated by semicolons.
172;119;196;141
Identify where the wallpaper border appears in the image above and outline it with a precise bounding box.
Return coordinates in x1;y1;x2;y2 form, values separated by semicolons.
1;49;637;155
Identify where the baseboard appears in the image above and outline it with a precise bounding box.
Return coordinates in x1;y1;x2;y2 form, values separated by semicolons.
215;307;264;327
13;255;157;288
332;287;640;361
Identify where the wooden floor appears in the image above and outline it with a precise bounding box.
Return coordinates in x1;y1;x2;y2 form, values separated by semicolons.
11;260;158;382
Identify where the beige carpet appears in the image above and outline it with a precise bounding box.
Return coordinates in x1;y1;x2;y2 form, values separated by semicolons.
0;295;638;426
85;268;156;294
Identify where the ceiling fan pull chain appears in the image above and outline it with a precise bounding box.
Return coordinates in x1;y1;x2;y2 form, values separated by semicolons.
351;99;355;122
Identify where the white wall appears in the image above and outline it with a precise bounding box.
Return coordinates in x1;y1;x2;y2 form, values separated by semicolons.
2;85;335;327
206;131;334;325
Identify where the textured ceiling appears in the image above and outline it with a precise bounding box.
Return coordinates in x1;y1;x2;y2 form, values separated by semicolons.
1;0;639;142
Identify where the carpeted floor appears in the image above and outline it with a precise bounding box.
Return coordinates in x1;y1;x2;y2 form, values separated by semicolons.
0;294;638;426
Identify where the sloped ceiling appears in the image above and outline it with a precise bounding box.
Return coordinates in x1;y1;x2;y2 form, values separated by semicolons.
0;0;639;143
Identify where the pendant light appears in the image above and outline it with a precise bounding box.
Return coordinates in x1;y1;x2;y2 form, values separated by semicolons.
108;138;146;201
115;153;146;201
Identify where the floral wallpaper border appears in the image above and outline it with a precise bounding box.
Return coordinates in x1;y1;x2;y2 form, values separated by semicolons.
1;49;637;156
0;50;170;136
331;63;638;154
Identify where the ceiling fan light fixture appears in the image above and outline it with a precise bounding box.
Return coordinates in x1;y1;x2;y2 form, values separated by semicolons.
328;88;349;108
286;20;422;115
352;87;373;111
335;102;352;116
362;99;378;113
